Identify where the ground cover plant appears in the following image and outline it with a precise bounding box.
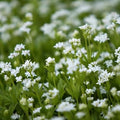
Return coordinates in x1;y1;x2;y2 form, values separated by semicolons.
1;0;120;120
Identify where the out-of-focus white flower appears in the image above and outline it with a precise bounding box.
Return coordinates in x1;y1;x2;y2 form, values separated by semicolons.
11;113;20;120
33;107;42;114
110;87;117;96
19;21;32;34
46;57;55;66
20;97;27;106
22;50;30;56
16;76;22;82
75;112;85;119
14;44;25;52
56;102;75;112
92;99;107;108
94;33;109;43
51;116;65;120
112;105;120;112
79;103;87;110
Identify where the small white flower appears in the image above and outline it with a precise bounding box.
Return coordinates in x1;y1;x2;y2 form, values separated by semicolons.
27;97;34;103
110;87;117;96
117;91;120;96
25;12;33;20
92;99;107;108
96;70;114;85
112;105;120;112
42;88;59;99
104;111;114;119
4;75;9;81
19;21;32;34
33;116;45;120
75;112;85;119
51;116;65;120
79;24;89;30
45;104;53;109
69;38;81;46
54;42;64;49
33;107;42;114
22;78;32;88
14;44;25;52
87;97;94;101
116;17;120;24
86;89;94;95
64;96;75;102
46;57;55;66
20;97;27;106
16;76;22;82
22;50;30;56
79;103;87;110
11;113;20;120
8;52;19;59
94;33;109;43
56;102;75;112
104;60;113;68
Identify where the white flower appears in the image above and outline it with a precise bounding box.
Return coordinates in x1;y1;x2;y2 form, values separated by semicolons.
0;62;12;73
116;17;120;24
54;42;64;49
87;62;101;73
84;15;98;27
45;104;53;109
22;78;32;89
87;97;94;101
106;22;115;30
14;44;25;52
56;102;75;112
11;113;20;120
79;103;87;110
22;50;30;56
69;38;81;46
117;91;120;96
42;88;59;99
64;96;75;102
86;89;94;95
41;23;56;38
51;9;70;20
75;112;85;119
25;12;33;20
104;111;114;119
20;97;27;106
33;107;42;114
16;76;22;82
104;60;113;68
92;99;107;108
27;97;34;107
4;75;9;81
11;67;20;77
28;97;34;103
100;86;106;94
33;116;45;120
110;87;117;96
79;24;89;30
19;21;32;34
115;47;120;63
46;57;55;66
96;70;114;85
22;60;39;71
51;116;65;120
112;105;120;112
8;52;19;59
94;33;109;43
66;58;79;74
